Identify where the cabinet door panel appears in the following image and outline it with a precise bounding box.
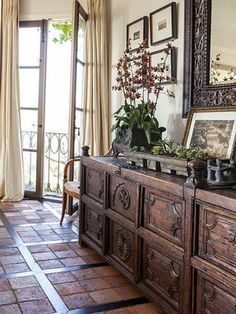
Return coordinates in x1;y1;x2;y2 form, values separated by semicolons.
109;220;135;274
196;272;236;314
84;206;103;248
84;167;104;204
109;175;138;222
142;241;182;310
198;203;236;275
144;189;184;246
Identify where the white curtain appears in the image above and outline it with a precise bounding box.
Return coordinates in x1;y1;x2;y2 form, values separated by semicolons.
82;0;110;156
0;0;24;201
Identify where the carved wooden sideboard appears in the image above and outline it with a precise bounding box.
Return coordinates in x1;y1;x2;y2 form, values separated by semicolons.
79;156;236;313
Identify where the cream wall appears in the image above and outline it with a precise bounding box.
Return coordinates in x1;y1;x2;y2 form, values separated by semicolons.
20;0;87;20
110;0;186;143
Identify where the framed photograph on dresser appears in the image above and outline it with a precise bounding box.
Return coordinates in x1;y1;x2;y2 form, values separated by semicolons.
150;2;177;45
126;16;148;51
183;108;236;159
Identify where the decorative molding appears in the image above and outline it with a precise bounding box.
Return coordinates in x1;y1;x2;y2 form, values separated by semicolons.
204;281;216;302
183;0;236;116
170;203;181;237
87;170;104;200
114;228;131;262
96;214;103;240
113;184;131;210
144;246;180;301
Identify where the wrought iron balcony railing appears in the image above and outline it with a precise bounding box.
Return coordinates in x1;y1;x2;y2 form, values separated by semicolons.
22;131;80;195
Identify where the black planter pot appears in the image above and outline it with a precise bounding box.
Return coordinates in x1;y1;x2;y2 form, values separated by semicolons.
112;126;166;157
130;128;148;148
130;127;166;148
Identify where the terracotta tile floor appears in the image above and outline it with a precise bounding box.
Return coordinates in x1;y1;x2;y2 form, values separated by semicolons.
0;200;162;313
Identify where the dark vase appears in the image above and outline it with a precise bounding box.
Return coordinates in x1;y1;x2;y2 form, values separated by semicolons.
112;126;166;157
150;127;166;144
130;127;166;149
130;128;148;148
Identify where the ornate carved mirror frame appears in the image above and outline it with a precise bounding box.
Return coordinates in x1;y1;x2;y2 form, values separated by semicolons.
183;0;236;117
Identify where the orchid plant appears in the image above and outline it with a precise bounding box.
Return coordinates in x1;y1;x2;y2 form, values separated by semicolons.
112;41;176;143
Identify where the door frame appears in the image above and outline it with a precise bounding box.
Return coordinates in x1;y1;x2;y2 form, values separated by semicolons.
68;0;88;160
20;20;48;199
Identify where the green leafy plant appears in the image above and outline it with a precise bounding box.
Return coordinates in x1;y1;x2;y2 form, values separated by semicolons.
52;22;72;44
151;139;176;155
151;140;208;159
112;41;175;144
112;101;160;143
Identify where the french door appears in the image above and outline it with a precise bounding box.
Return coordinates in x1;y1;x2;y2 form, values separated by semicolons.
19;1;87;199
19;21;47;198
69;0;88;161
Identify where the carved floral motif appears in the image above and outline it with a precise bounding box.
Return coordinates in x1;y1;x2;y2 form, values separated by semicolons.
114;227;131;262
113;184;131;210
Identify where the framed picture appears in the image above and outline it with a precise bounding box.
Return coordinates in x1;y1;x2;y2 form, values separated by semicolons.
150;2;177;45
150;47;177;83
126;16;148;51
183;108;236;159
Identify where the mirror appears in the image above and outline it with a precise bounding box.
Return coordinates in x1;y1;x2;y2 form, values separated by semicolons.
210;0;236;85
183;0;236;117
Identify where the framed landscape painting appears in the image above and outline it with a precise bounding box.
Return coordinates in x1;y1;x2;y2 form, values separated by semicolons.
183;108;236;159
150;2;177;45
126;16;148;51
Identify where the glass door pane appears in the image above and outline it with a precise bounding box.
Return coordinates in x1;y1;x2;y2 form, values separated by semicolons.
19;21;47;198
19;27;41;67
44;21;72;196
19;69;40;108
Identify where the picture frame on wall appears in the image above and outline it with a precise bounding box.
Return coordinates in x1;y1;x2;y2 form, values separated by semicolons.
150;2;177;45
183;108;236;159
126;16;148;51
150;47;177;83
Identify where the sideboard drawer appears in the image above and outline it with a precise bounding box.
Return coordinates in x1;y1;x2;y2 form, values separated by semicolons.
143;188;184;247
142;240;182;311
196;270;236;314
84;205;103;248
84;166;104;204
108;219;135;275
108;175;139;223
198;203;236;275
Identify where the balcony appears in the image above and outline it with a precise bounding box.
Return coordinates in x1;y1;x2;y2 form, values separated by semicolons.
22;131;80;195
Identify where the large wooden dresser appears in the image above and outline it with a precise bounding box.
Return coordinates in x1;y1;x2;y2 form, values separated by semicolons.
79;156;236;314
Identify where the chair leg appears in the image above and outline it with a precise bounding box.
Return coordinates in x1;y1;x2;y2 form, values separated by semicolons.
60;192;67;225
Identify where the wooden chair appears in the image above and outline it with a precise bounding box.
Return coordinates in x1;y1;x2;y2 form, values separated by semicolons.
60;146;112;225
60;146;89;225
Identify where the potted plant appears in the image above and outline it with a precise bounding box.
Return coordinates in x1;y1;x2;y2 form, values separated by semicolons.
112;41;175;154
124;139;208;176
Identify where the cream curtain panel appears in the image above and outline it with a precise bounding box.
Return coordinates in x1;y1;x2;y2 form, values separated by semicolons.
0;0;24;201
82;0;110;156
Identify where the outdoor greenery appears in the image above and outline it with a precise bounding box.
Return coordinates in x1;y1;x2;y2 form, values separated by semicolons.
52;22;72;44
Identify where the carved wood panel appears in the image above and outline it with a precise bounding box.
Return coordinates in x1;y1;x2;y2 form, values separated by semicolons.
196;274;236;314
144;189;184;247
143;241;182;310
109;220;134;274
84;206;103;247
198;204;236;275
109;175;138;222
85;167;104;204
